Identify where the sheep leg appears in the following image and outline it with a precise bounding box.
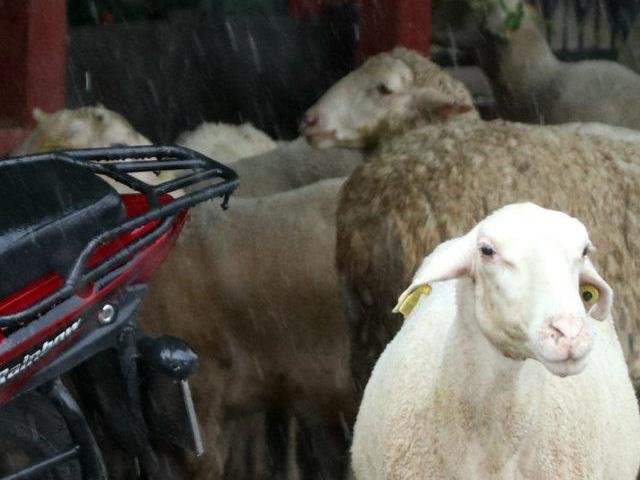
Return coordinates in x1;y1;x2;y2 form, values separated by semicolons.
221;409;289;480
295;417;350;480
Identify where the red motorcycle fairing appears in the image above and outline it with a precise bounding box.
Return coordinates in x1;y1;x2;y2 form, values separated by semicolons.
0;194;187;406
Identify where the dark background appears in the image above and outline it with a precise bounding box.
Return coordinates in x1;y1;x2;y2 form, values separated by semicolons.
67;2;359;142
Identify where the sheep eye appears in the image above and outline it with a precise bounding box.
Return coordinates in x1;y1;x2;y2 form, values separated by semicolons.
582;246;589;257
480;245;495;257
580;284;600;305
377;83;393;95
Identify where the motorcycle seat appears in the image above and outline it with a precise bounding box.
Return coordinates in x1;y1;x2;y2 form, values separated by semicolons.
0;160;127;299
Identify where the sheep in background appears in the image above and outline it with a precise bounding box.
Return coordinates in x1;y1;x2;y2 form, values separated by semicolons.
13;105;362;198
175;122;362;198
302;48;640;411
163;135;363;198
352;203;640;479
12;105;151;155
175;121;277;164
433;0;640;128
302;48;478;150
9;105;180;194
232;137;363;197
140;178;353;479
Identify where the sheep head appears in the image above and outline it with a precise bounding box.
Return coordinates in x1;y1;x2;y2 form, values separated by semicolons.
11;106;182;194
395;203;613;377
301;48;477;150
13;104;151;155
432;0;532;48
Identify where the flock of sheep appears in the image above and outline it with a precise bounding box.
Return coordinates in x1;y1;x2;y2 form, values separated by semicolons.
10;0;640;478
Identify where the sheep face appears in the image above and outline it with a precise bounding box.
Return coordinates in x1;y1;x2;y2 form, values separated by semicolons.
395;203;613;377
302;53;415;149
14;105;151;155
301;52;469;149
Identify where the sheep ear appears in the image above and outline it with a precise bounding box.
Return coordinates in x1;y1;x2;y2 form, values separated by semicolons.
412;87;474;120
580;257;613;321
32;107;48;123
393;228;478;314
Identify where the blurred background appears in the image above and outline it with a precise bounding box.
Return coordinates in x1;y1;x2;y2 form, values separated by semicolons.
1;0;638;153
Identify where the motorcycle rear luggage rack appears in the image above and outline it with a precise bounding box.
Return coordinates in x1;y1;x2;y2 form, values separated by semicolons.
0;145;239;328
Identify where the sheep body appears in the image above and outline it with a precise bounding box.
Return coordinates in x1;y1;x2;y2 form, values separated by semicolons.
139;178;352;478
232;137;363;197
175;121;277;164
559;122;640;143
352;274;640;479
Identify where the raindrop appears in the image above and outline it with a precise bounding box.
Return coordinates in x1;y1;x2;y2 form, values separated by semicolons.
85;71;92;93
247;33;262;73
225;21;239;52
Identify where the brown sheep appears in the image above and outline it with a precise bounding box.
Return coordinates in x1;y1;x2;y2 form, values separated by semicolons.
140;178;353;479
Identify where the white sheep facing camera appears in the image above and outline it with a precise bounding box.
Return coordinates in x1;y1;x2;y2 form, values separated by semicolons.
352;202;640;480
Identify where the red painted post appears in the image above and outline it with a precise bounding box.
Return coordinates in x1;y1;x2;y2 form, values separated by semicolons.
357;0;431;60
0;0;67;155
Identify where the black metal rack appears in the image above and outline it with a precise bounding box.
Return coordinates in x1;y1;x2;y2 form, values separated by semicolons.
0;145;239;328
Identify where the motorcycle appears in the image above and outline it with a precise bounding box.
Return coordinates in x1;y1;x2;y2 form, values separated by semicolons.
0;146;238;479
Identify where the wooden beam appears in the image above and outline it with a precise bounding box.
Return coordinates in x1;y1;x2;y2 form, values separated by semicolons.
357;0;431;60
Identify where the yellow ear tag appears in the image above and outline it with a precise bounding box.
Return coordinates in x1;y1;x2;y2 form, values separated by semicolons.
580;284;600;306
397;284;432;317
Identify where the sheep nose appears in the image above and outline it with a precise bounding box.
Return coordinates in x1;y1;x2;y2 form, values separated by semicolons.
550;315;585;341
300;112;319;132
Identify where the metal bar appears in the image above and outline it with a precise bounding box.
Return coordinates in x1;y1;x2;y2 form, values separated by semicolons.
96;163;155;193
152;168;225;196
0;446;80;480
181;379;204;456
111;160;203;172
75;217;175;286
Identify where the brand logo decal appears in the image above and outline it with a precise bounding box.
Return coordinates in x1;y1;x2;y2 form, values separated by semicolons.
0;318;83;385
